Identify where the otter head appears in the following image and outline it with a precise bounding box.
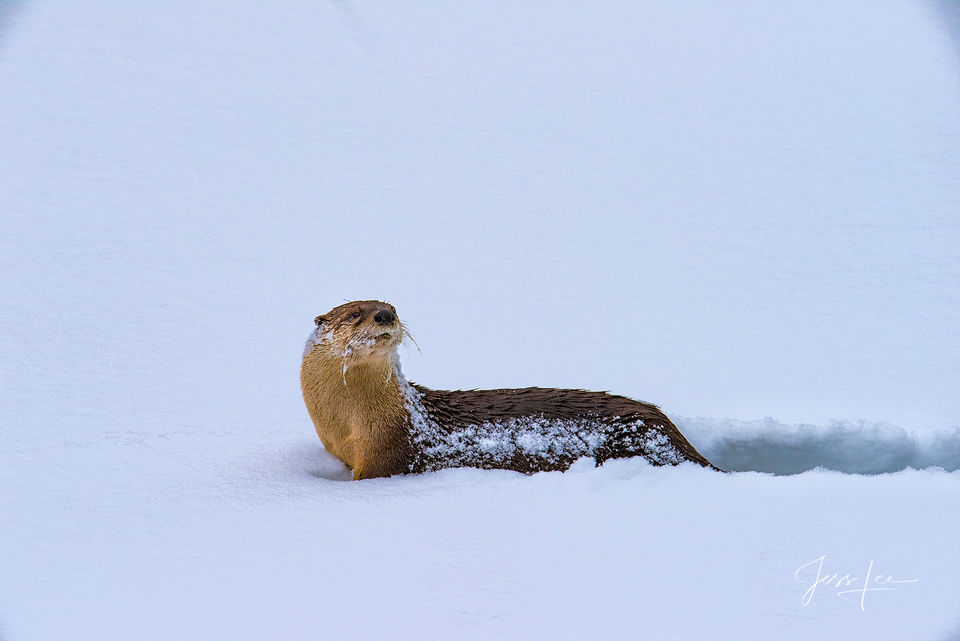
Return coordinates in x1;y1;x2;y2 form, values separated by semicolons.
306;300;404;365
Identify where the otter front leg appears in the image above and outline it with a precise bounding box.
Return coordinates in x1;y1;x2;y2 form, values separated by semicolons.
351;442;413;480
352;467;369;481
351;463;393;480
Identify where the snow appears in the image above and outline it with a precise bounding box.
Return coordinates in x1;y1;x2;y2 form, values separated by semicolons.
3;432;958;641
2;0;960;639
301;326;334;360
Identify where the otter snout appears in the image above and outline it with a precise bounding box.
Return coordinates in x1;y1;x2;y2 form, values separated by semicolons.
374;309;396;325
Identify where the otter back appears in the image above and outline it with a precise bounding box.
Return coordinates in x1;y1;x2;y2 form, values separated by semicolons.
401;382;718;474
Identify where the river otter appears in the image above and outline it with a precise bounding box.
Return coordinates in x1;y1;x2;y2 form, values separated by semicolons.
300;300;718;479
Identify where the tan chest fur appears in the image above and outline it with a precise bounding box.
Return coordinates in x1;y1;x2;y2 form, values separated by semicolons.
300;347;412;479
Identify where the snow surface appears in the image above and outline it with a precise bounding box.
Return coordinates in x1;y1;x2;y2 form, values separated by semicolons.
2;0;959;639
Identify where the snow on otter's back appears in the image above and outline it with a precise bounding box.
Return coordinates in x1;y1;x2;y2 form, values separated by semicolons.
398;375;685;471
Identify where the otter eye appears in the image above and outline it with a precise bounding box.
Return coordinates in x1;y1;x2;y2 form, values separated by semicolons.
349;311;361;320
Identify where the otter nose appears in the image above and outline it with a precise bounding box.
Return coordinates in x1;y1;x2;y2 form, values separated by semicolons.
374;309;396;325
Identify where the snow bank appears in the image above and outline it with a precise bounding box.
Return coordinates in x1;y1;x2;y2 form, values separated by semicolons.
2;426;959;641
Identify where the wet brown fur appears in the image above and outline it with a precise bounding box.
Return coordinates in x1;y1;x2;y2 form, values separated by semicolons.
410;385;716;472
301;300;718;479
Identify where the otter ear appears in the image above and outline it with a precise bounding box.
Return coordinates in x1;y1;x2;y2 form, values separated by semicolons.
315;315;327;327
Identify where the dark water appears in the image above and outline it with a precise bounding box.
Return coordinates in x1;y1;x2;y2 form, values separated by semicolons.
679;419;960;475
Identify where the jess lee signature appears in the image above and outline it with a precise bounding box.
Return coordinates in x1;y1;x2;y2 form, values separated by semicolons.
795;555;919;610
